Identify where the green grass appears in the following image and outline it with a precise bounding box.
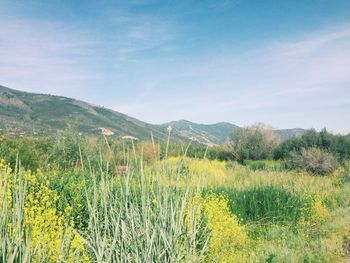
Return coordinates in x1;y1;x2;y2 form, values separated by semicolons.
0;137;349;262
206;185;305;224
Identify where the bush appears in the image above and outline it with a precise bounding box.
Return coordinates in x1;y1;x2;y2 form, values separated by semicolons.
284;151;304;171
285;148;336;175
274;128;350;161
48;128;85;169
0;137;50;171
228;124;280;162
207;146;235;161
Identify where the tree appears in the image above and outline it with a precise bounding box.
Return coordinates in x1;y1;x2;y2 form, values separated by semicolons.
228;123;280;162
273;128;350;161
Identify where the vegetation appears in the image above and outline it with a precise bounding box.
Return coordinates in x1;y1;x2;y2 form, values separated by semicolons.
0;85;171;141
228;124;280;163
0;85;306;145
274;128;350;161
0;130;349;262
284;148;337;175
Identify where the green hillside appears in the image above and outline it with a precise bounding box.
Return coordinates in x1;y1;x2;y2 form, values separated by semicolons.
0;85;169;141
0;85;304;144
162;120;240;145
275;128;306;140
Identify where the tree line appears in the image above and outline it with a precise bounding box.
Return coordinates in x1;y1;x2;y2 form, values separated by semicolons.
0;125;349;175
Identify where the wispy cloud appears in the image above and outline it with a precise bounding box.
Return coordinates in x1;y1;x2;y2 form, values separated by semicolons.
0;8;176;99
0;16;104;96
113;25;350;132
1;1;349;133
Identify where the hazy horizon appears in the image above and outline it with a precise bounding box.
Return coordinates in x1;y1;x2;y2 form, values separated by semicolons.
1;0;350;133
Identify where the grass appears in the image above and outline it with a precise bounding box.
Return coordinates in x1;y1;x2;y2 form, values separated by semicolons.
82;166;208;262
0;141;349;262
206;185;306;224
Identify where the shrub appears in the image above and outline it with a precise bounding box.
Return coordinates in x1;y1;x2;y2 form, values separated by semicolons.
285;148;337;175
228;123;280;162
49;128;85;170
206;146;235;161
274;128;350;161
0;137;50;171
302;148;336;175
284;150;304;171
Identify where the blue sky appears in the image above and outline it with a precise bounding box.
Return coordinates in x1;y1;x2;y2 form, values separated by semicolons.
0;0;350;133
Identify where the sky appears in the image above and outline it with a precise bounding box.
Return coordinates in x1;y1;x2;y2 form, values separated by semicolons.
0;0;350;133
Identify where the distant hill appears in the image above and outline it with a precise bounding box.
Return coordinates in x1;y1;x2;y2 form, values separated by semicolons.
0;85;304;144
0;85;170;141
161;120;239;145
275;128;306;140
162;120;305;145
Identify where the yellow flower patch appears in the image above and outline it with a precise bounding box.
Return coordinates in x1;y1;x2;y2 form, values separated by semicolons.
184;193;250;263
24;175;89;262
202;195;249;262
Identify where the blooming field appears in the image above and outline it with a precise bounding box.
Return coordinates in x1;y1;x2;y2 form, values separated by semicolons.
0;149;350;262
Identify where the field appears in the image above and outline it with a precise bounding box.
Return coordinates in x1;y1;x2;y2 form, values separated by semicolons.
0;134;350;263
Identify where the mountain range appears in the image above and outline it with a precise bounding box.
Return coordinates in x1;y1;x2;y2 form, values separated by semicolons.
0;85;304;145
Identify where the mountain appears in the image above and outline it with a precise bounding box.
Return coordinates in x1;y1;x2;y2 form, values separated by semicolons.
162;120;305;145
0;85;304;144
161;120;239;145
0;85;170;141
275;128;306;140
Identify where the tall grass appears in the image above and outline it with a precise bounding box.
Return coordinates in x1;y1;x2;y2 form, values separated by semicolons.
0;162;80;263
0;140;349;262
207;185;305;224
82;159;209;262
0;163;31;263
0;154;210;262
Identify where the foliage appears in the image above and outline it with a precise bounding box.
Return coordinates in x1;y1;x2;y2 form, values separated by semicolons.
0;162;89;262
48;127;85;170
164;143;235;162
243;160;266;171
201;195;249;262
207;186;306;224
285;148;337;175
24;173;88;262
82;167;208;262
162;157;228;187
337;162;350;185
243;160;284;171
274;128;350;161
1;133;350;263
0;137;49;171
0;85;171;141
228;123;280;162
206;146;235;161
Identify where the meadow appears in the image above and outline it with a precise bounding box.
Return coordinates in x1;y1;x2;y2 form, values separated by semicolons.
0;130;350;263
